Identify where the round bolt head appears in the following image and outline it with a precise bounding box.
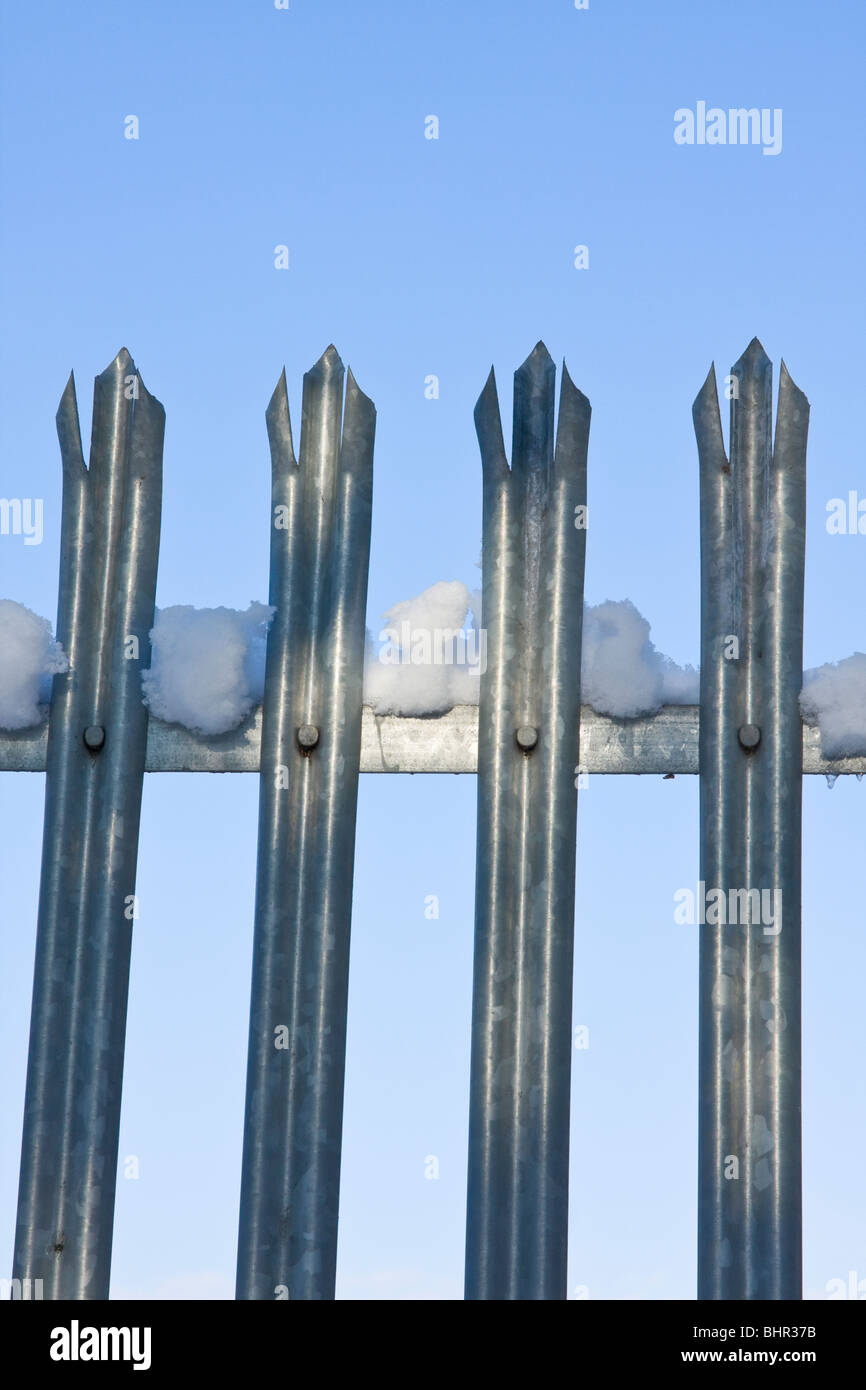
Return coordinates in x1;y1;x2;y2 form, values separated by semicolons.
515;725;538;751
297;724;320;750
83;725;105;751
738;723;761;750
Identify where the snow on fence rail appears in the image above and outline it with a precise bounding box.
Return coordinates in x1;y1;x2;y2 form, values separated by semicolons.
1;340;863;1302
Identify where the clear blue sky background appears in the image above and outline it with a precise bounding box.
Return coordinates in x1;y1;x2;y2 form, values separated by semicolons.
1;0;864;1299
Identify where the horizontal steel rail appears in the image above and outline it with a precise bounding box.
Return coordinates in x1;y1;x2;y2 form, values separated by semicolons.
1;704;862;776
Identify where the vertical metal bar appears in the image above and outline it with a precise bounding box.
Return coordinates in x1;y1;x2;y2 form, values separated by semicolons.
695;340;808;1299
13;351;164;1299
236;347;375;1301
466;343;590;1300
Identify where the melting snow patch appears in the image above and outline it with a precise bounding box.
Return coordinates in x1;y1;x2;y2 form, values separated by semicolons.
363;580;483;716
0;600;68;730
142;603;275;736
800;653;866;760
581;599;699;717
362;588;699;719
8;583;864;757
0;597;68;728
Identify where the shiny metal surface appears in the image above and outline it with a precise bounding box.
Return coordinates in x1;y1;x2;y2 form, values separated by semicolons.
235;349;375;1300
2;342;851;1305
465;344;590;1299
694;341;808;1299
12;352;163;1299
2;703;863;776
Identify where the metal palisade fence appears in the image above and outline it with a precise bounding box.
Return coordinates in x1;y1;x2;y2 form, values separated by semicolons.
1;339;862;1302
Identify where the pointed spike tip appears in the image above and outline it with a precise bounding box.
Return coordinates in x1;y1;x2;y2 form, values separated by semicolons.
474;367;509;475
56;373;80;423
520;340;555;370
778;358;810;410
733;337;772;374
474;366;500;419
558;359;591;415
693;361;718;408
56;372;87;473
779;358;806;391
307;343;345;382
692;360;729;469
266;367;289;413
345;365;375;410
96;347;134;383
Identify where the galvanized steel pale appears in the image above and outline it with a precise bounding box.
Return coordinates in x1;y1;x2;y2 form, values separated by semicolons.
235;349;375;1300
12;352;164;1299
465;345;590;1300
0;341;842;1303
694;341;808;1300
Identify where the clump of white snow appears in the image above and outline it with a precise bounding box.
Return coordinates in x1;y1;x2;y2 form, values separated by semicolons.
361;586;699;720
363;580;484;715
142;602;275;735
378;580;474;643
8;583;863;760
0;600;68;729
800;654;866;759
581;599;699;717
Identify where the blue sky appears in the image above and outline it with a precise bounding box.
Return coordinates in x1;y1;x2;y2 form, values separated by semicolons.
1;0;864;1299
